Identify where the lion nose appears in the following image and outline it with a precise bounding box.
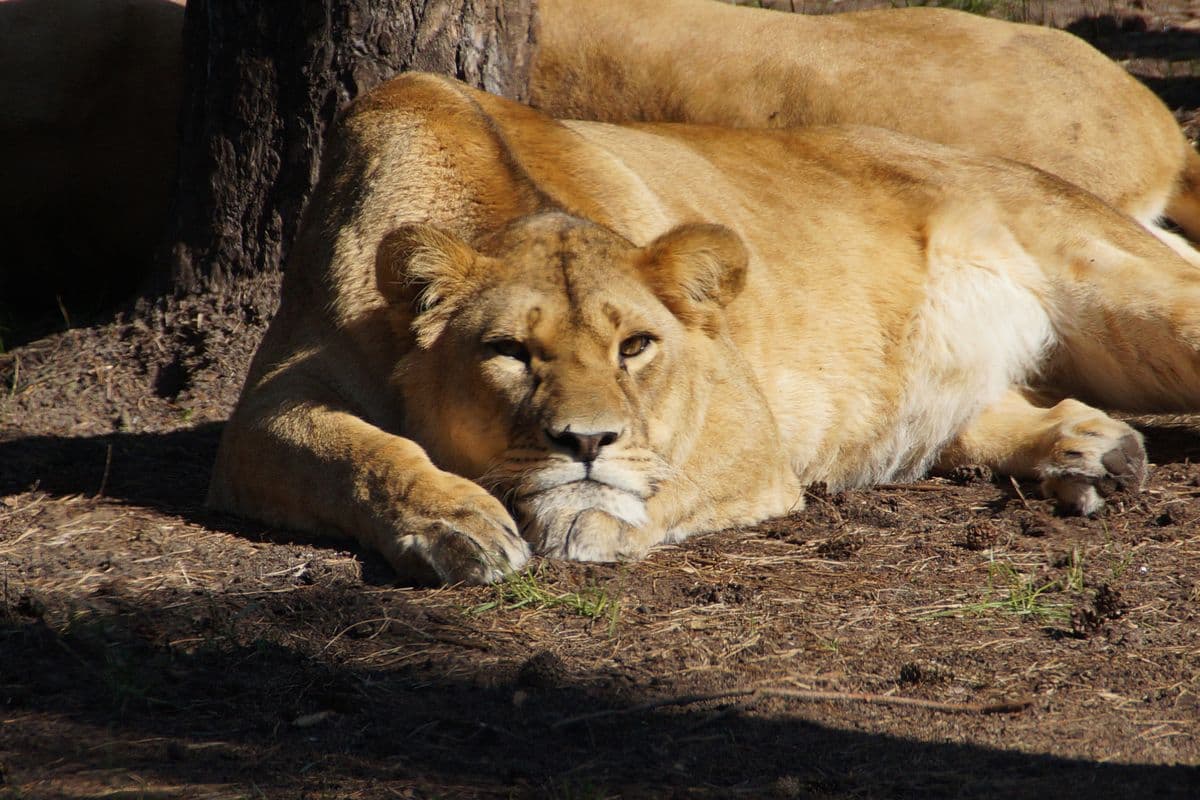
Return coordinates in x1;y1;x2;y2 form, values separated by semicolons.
546;428;620;463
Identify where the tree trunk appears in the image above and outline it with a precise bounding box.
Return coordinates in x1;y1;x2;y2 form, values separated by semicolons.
159;0;537;295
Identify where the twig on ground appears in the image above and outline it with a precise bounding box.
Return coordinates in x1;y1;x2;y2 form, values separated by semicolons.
1009;476;1032;511
873;482;954;492
551;686;1033;729
551;690;752;729
94;443;113;498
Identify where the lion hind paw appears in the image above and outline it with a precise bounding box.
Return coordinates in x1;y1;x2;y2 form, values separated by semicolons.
1039;427;1147;516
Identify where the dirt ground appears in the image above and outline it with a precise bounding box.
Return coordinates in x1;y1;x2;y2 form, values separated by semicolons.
4;4;1200;799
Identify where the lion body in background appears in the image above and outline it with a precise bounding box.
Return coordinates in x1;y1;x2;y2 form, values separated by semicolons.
533;0;1200;244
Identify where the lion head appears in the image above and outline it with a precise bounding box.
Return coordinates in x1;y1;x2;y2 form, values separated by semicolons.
374;211;748;556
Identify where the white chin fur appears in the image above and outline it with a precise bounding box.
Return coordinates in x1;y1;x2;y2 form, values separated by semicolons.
497;449;666;552
519;481;649;528
517;481;649;551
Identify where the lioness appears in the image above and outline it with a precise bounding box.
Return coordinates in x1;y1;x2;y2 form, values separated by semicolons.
210;73;1199;584
533;0;1200;246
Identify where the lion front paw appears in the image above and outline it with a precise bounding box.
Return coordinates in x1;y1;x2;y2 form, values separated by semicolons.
382;488;530;585
537;509;654;563
1038;412;1147;515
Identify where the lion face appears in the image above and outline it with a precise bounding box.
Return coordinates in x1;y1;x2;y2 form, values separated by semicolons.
376;212;747;551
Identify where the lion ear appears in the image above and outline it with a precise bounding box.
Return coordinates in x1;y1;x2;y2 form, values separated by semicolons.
375;224;484;347
638;223;748;330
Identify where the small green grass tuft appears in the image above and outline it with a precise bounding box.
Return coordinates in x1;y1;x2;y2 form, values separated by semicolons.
1061;548;1085;593
923;554;1080;623
817;636;843;655
1109;549;1135;582
470;566;618;624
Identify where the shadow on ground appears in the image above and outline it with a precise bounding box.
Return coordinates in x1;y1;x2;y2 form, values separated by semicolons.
1;599;1197;798
1066;18;1200;111
3;423;1200;796
1;424;221;511
0;424;408;585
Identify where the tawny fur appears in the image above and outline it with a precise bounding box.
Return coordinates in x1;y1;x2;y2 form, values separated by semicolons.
210;74;1196;584
532;0;1200;243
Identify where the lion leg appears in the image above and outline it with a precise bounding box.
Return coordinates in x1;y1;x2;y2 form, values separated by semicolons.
1030;216;1200;411
938;390;1147;515
208;394;530;585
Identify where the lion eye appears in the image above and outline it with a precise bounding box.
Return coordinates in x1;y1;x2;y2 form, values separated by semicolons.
619;334;654;359
488;338;531;364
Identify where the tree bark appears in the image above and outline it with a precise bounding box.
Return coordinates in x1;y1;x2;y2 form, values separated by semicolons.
159;0;537;295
